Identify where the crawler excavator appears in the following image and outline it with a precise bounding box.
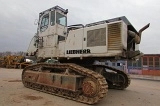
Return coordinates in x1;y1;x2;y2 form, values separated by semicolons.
22;6;150;104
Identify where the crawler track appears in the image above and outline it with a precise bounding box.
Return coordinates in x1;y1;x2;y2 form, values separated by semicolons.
94;64;131;90
22;63;108;104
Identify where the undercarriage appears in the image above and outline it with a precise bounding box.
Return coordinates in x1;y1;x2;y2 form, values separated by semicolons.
22;60;130;104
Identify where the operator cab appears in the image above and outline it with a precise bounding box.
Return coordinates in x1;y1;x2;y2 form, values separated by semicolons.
27;6;68;57
38;6;68;37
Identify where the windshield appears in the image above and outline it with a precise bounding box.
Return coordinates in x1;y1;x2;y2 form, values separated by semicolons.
56;12;67;26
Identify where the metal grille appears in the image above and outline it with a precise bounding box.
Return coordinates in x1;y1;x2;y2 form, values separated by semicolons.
87;28;106;47
108;22;122;50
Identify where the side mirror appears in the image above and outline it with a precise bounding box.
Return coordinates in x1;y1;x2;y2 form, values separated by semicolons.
34;19;38;25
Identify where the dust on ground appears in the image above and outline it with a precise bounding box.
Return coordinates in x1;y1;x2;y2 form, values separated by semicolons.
0;68;160;106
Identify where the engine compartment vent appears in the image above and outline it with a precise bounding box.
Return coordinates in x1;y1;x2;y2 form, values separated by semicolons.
87;28;106;47
108;22;122;50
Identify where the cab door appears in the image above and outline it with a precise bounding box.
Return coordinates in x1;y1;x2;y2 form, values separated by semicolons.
38;12;50;49
56;12;67;37
39;13;50;37
38;11;57;58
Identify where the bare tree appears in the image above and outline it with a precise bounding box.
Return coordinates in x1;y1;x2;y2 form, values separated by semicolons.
0;51;26;57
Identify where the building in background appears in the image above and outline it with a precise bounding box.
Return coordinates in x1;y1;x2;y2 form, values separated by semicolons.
128;54;160;76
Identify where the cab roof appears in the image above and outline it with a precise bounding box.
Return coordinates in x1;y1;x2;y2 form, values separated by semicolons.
39;5;68;17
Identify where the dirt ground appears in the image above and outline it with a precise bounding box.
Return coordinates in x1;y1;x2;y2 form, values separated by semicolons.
0;68;160;106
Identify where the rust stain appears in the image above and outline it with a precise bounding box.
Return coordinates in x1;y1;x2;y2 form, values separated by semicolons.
10;93;16;96
8;80;22;82
23;95;43;100
12;99;22;103
43;100;53;105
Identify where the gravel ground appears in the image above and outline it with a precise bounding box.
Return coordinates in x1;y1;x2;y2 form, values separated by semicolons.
0;68;160;106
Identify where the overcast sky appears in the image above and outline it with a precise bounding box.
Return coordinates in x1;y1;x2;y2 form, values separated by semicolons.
0;0;159;54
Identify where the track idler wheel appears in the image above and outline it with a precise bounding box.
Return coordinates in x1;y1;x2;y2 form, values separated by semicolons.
82;78;98;97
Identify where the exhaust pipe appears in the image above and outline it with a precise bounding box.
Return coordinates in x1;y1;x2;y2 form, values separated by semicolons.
128;23;150;44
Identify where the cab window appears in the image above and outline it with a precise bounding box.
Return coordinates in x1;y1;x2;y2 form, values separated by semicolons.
40;14;49;32
56;12;67;26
